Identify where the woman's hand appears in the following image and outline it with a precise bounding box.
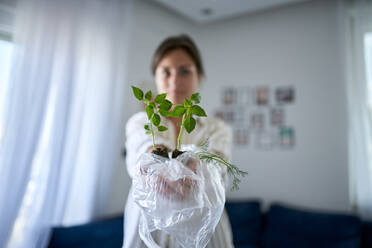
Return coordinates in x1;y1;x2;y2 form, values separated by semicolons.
155;160;199;200
184;157;198;173
139;150;199;201
154;176;194;200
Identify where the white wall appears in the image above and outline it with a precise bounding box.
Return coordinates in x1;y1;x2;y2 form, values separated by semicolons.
108;0;350;215
197;0;349;212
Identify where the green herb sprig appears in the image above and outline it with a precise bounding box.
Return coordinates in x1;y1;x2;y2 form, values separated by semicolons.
196;139;248;191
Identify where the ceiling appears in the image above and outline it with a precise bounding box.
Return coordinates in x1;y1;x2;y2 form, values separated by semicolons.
152;0;310;24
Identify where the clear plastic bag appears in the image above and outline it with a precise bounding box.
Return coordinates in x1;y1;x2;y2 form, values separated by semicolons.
132;145;226;248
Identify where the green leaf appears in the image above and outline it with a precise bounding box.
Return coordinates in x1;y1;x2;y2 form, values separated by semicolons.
184;115;196;133
154;93;167;104
145;90;152;100
131;86;143;101
149;102;156;109
191;105;207;117
171;105;186;117
144;124;150;131
145;131;151;135
152;113;160;126
159;109;172;117
190;93;201;104
177;121;181;127
159;99;172;111
184;98;192;107
145;105;154;120
157;125;168;132
190;116;196;132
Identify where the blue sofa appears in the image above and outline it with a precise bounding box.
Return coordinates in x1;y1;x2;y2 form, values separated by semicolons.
225;201;369;248
48;201;372;248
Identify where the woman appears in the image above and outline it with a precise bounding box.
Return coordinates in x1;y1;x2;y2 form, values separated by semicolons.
123;34;234;248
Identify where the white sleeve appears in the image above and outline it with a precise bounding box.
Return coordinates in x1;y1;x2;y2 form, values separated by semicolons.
125;112;172;178
206;119;233;187
207;119;233;162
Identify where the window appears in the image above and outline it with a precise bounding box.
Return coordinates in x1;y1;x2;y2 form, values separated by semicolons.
0;36;14;144
366;32;372;108
365;32;372;173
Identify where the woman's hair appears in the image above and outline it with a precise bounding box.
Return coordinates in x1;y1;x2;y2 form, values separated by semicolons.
151;34;204;78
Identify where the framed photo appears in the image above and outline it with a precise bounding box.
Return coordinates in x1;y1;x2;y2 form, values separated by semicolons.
271;108;284;126
280;126;295;148
214;110;235;123
234;128;249;146
256;87;269;105
234;106;246;124
250;112;264;130
276;86;295;104
224;110;235;123
237;86;253;105
255;131;276;150
223;87;237;105
214;110;224;120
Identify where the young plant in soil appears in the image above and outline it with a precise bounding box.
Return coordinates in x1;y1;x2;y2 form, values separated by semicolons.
168;92;207;158
131;86;171;158
131;86;247;190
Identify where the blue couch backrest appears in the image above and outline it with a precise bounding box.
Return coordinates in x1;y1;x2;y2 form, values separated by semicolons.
48;215;123;248
262;204;362;248
225;201;263;247
224;201;372;248
48;201;372;248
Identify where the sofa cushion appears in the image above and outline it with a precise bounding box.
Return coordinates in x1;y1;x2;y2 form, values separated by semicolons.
262;204;362;248
362;221;372;248
225;200;262;247
48;215;123;248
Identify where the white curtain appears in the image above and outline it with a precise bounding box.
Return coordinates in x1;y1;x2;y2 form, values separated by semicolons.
345;0;372;220
0;0;132;247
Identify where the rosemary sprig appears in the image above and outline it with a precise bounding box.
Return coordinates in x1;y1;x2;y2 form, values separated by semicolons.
197;138;210;152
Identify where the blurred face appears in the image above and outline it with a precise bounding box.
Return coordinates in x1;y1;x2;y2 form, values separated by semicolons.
155;49;201;105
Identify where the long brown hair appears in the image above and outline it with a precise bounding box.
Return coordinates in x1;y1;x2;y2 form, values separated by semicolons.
151;34;205;79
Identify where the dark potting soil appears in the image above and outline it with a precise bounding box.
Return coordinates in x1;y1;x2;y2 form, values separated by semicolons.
151;148;185;159
152;147;169;158
171;149;185;159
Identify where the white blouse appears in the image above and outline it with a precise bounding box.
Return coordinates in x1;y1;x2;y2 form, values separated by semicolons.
123;112;234;248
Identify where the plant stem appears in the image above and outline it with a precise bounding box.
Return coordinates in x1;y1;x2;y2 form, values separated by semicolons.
150;122;155;149
177;113;187;150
